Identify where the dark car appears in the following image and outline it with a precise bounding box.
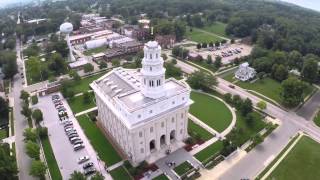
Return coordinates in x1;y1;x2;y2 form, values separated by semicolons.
74;144;85;151
83;162;94;169
84;167;96;176
68;134;79;139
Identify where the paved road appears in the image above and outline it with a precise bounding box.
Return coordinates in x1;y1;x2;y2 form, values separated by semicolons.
296;90;320;121
12;38;36;180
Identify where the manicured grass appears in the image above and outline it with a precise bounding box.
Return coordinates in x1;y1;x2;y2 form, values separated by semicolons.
221;71;237;82
68;73;105;94
186;27;223;43
188;120;213;141
267;136;320;180
83;46;108;56
153;174;169;180
174;161;193;176
0;128;8;140
190;91;232;132
110;166;131;180
41;137;62;180
67;93;96;114
229;111;266;147
202;22;228;37
77;115;122;166
313;111;320;127
194;141;223;163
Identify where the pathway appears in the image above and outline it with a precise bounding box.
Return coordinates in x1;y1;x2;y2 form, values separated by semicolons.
75;106;98;117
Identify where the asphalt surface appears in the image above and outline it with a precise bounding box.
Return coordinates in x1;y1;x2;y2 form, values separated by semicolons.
296;91;320;121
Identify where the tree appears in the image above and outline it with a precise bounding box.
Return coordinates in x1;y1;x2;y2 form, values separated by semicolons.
196;43;201;49
0;143;18;179
161;53;168;61
301;57;318;84
187;71;218;91
83;92;91;104
91;172;104;180
83;63;94;73
99;61;108;69
240;98;253;116
271;64;288;82
69;171;86;180
61;81;75;98
165;63;182;79
29;160;47;179
223;93;233;104
69;70;80;81
257;101;267;110
48;53;66;75
23;128;37;142
202;42;207;48
288;50;303;70
20;90;30;102
281;77;306;107
25;141;40;160
54;40;69;57
32;109;43;124
206;55;212;64
215;41;220;47
21;104;32;119
0;97;9;120
36;127;48;139
214;56;222;68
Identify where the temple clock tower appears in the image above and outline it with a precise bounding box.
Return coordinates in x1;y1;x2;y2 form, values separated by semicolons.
140;41;166;99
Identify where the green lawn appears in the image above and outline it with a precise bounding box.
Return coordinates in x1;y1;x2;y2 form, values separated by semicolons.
174;161;193;176
313;111;320;127
77;115;122;166
68;73;105;94
84;46;108;56
194;141;223;163
110;166;131;180
190;91;232;132
41;137;62;180
186;27;223;43
202;22;228;37
267;136;320;180
67;93;96;114
153;174;169;180
220;71;237;82
0;128;8;140
188;120;213;141
229;112;266;147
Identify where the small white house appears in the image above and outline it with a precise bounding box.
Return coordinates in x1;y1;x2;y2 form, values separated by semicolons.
235;62;256;81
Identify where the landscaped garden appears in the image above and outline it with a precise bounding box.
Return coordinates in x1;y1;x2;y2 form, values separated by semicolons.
109;166;131;180
153;174;169;180
67;93;96;114
190;91;233;132
194;141;223;163
186;27;223;43
173;161;194;176
41;137;62;180
83;46;109;56
266;136;320;180
77;115;122;166
67;72;106;94
188;120;214;141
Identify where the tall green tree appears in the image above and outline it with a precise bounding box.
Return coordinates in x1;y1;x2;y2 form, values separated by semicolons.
29;160;47;179
69;171;86;180
32;109;43;124
281;77;306;107
187;71;217;91
0;143;18;179
25;141;40;160
301;57;318;84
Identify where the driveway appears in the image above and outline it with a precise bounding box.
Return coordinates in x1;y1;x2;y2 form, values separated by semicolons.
36;93;111;179
296;90;320;121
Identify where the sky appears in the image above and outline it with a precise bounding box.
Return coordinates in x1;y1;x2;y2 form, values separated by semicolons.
281;0;320;12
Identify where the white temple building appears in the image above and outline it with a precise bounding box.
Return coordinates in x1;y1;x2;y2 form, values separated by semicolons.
90;41;192;165
235;62;256;81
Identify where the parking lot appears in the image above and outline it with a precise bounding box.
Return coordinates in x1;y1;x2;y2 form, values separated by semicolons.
36;93;112;179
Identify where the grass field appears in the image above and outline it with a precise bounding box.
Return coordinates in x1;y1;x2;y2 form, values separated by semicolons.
186;27;223;43
266;136;320;180
229;111;266;147
77;115;122;166
0;128;8;140
188;120;213;141
109;166;131;180
194;141;223;163
153;174;169;180
68;73;105;94
41;137;62;180
67;93;96;114
313;111;320;127
174;161;193;176
190;91;232;132
202;22;228;37
83;46;108;56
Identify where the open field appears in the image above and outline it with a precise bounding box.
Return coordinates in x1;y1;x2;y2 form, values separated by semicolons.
77;115;122;166
202;22;228;37
68;73;106;94
194;141;223;163
188;120;214;141
153;174;169;180
67;93;96;114
190;91;232;132
266;136;320;180
186;27;223;43
41;137;62;180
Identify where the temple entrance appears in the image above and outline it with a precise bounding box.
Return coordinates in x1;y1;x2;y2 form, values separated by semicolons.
160;135;166;146
170;130;176;141
149;140;156;153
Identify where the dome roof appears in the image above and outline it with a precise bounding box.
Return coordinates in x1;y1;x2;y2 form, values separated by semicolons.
145;41;159;49
60;22;73;34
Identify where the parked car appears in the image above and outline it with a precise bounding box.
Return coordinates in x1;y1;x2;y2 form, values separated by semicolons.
84;167;96;176
78;156;90;164
83;162;94;169
66;130;77;136
68;134;79;139
65;127;74;132
70;137;81;143
73;139;83;145
74;144;85;151
64;124;73;129
52;95;60;101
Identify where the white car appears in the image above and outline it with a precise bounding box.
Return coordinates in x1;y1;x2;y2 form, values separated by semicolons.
78;156;90;164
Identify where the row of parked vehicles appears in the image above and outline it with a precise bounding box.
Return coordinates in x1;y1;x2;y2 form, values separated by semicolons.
221;48;242;57
52;94;96;176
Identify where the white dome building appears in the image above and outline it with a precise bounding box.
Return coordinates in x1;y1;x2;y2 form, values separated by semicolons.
90;41;192;165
